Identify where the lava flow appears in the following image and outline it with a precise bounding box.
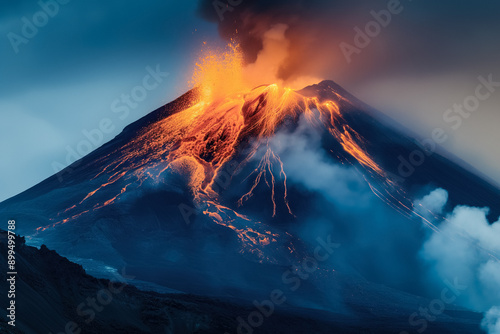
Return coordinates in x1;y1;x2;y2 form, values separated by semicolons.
36;42;410;262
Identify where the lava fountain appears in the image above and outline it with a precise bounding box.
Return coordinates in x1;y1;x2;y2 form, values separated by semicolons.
36;42;422;262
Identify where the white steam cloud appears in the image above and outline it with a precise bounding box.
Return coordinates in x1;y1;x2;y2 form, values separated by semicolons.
483;307;500;334
419;189;500;334
414;187;448;218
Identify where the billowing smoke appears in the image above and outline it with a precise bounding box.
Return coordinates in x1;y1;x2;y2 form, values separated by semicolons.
197;0;500;88
419;189;500;334
414;188;448;218
240;23;322;89
483;307;500;334
198;0;363;87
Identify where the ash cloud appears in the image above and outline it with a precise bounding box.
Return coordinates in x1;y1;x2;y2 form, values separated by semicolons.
197;0;500;86
419;190;500;334
483;307;500;334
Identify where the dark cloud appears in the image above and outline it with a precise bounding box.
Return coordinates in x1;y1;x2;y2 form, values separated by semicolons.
196;0;500;83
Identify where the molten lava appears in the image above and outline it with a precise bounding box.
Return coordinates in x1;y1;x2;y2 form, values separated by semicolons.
36;42;414;262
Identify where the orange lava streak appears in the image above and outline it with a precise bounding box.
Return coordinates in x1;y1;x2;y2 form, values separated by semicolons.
37;209;90;232
48;81;389;231
80;171;127;204
103;183;132;206
199;198;284;262
339;129;384;176
43;41;393;255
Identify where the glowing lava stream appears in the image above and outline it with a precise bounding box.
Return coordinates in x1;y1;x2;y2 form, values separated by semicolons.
36;42;408;262
37;83;394;258
106;83;386;212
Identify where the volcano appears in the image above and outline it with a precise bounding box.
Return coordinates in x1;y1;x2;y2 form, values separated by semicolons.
1;63;499;332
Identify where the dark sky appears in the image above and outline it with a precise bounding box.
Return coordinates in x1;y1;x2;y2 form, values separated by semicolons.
1;0;500;200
